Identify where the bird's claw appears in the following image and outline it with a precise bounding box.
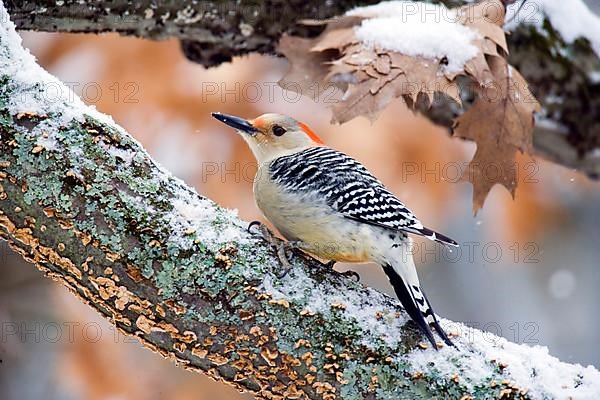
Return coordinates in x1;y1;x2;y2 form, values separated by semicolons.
248;221;295;278
247;220;262;233
341;270;361;282
248;220;279;246
248;223;357;281
323;260;360;282
276;242;296;279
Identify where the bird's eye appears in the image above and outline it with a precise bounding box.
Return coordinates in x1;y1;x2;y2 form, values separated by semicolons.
272;125;286;137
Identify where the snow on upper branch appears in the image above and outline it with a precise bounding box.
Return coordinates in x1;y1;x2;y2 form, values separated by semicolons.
506;0;600;57
348;1;481;74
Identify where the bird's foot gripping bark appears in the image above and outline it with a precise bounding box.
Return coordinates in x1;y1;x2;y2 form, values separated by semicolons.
247;222;362;281
248;221;296;278
248;220;275;242
324;260;361;282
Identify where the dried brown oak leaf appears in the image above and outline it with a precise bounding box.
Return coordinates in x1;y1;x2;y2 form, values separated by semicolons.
279;1;509;123
278;0;540;213
454;56;541;213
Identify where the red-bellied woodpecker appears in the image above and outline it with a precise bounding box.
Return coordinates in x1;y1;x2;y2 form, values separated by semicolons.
212;112;458;349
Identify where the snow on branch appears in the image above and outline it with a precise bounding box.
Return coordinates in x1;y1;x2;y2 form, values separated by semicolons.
1;3;600;399
505;0;600;57
4;0;600;179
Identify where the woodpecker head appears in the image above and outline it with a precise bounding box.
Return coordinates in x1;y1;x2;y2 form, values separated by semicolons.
212;112;324;163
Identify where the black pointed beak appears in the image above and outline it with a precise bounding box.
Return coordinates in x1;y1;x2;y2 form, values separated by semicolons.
211;112;258;135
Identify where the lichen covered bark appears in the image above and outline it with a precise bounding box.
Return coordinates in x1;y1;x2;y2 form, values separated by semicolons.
5;0;600;178
1;4;600;400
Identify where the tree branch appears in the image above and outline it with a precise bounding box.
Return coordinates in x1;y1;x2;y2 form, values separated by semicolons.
1;4;599;399
5;0;599;179
4;0;373;66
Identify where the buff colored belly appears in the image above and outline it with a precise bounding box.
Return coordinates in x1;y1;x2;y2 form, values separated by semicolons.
254;173;379;263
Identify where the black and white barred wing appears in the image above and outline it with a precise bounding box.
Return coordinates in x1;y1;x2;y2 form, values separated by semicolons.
269;147;458;246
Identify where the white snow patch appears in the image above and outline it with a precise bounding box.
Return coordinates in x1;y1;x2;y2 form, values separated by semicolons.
35;133;60;152
0;4;120;130
107;146;137;167
30;119;63;151
349;1;480;74
167;187;249;251
506;0;600;57
406;319;600;398
261;267;410;348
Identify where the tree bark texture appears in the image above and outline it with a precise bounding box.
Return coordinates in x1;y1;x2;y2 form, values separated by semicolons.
4;0;600;179
1;3;600;400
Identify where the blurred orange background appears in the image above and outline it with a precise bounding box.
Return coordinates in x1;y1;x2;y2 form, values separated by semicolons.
1;31;599;399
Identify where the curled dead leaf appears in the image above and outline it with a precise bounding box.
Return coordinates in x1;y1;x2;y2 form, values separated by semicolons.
278;0;540;212
454;56;540;213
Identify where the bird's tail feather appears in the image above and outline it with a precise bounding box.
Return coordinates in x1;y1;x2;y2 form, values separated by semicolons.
381;263;453;349
422;291;454;347
410;226;459;247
